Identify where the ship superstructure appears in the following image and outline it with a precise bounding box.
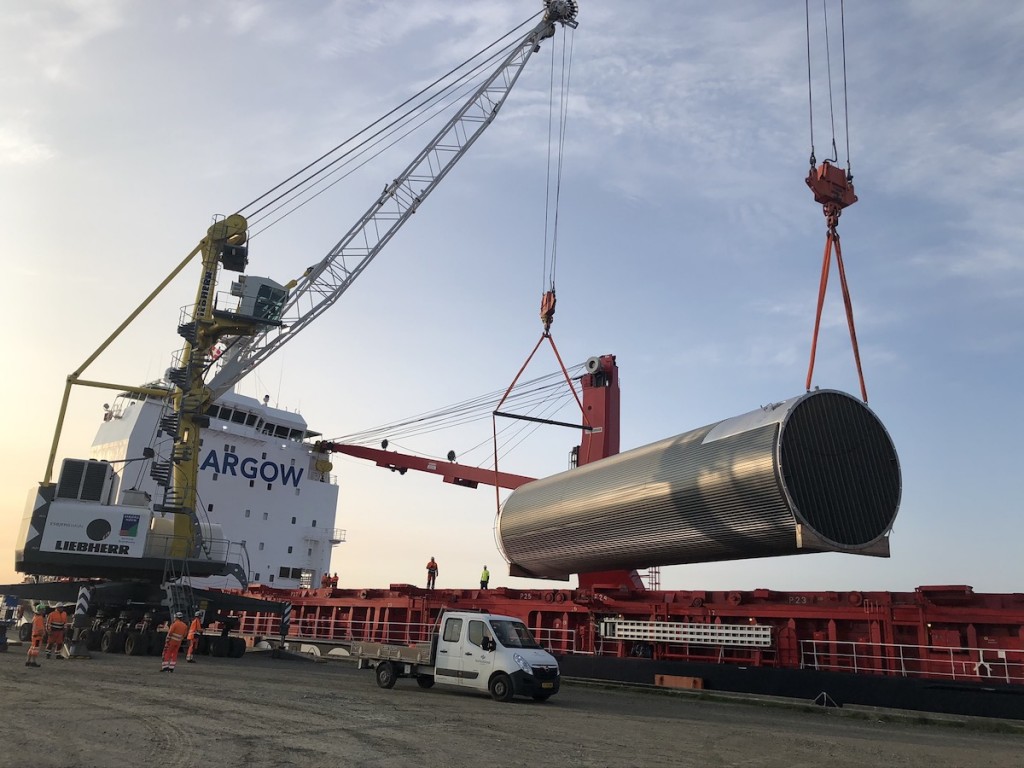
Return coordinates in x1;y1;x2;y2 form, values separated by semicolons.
90;386;342;589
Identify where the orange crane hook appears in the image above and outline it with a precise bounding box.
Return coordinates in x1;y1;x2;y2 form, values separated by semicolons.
804;160;868;403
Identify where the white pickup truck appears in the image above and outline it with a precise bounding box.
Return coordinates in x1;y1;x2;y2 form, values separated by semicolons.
351;611;560;702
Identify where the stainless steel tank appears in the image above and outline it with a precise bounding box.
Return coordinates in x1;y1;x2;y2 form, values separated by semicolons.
497;389;901;579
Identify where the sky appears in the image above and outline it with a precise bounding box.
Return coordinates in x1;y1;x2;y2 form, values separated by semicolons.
1;1;1021;596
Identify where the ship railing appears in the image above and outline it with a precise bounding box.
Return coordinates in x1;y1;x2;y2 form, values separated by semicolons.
144;533;247;569
799;639;1024;684
232;613;576;653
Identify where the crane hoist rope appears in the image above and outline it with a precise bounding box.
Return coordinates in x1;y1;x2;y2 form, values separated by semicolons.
493;11;580;519
235;13;541;227
539;19;576;333
803;0;867;403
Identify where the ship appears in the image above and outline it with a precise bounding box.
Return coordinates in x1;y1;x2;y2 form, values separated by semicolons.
90;385;344;591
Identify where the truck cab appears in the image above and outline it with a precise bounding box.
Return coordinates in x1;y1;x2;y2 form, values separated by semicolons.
357;610;560;702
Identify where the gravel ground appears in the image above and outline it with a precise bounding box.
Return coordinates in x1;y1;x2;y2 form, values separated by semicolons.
0;647;1021;768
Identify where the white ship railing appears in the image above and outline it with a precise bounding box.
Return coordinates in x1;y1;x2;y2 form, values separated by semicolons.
234;615;576;654
143;533;246;569
799;639;1024;684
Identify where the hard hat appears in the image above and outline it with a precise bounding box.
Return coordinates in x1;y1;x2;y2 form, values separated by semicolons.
35;604;45;612
174;611;184;618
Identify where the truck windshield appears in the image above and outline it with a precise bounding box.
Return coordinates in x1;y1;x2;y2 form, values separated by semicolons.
488;619;541;649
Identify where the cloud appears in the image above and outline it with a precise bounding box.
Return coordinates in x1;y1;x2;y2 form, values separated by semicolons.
7;0;128;84
0;124;55;166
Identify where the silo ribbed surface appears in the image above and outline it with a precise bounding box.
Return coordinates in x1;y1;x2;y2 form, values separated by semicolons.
497;390;901;579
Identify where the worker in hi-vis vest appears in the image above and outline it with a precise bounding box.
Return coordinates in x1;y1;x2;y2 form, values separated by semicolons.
480;565;490;589
186;611;204;663
45;603;68;659
162;612;188;672
25;605;45;667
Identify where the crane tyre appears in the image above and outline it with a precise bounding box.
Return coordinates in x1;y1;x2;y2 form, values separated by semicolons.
416;674;435;689
375;661;398;689
124;632;146;656
100;630;124;654
86;629;103;651
489;672;515;702
210;637;229;657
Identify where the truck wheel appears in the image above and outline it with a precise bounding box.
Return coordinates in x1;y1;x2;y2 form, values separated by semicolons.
375;662;398;689
416;675;435;689
124;632;146;656
489;672;514;702
18;624;31;642
228;637;247;658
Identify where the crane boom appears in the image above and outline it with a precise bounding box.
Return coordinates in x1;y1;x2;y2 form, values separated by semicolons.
208;2;579;400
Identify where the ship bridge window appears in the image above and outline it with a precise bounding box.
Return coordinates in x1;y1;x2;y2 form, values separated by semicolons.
289;429;304;441
231;410;247;425
246;413;258;427
220;408;234;422
206;405;220;419
274;425;289;439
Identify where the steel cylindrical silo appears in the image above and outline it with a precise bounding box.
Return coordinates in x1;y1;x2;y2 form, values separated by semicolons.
497;389;901;579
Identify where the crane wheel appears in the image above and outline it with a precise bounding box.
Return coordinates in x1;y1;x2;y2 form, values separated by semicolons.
210;637;229;657
228;637;247;658
86;630;103;651
100;630;125;654
124;632;146;656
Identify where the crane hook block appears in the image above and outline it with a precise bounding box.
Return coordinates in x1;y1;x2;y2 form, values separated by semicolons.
540;290;557;332
806;160;857;210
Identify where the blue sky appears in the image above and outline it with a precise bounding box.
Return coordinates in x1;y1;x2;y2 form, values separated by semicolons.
1;1;1021;594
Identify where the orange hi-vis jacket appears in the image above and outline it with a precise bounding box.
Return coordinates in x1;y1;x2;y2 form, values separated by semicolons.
46;609;68;635
31;614;46;640
187;618;202;640
166;619;188;644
